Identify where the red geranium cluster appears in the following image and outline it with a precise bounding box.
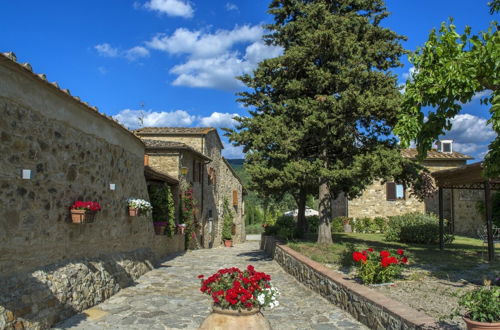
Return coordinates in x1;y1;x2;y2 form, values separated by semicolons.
352;248;409;284
199;265;272;310
70;201;102;211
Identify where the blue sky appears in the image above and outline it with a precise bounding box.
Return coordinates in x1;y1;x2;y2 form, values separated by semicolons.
0;0;497;159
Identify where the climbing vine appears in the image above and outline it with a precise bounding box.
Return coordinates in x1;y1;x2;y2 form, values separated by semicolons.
180;180;197;249
222;198;234;241
148;183;175;237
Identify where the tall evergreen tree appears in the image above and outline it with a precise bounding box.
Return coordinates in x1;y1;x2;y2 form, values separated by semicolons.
228;0;426;244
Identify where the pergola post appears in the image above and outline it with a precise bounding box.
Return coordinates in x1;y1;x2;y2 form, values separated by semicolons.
484;181;495;261
438;187;444;250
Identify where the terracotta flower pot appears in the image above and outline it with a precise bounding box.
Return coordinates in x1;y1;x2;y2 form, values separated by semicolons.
154;223;167;235
199;306;271;330
224;239;233;247
70;209;96;224
463;316;500;330
128;208;139;217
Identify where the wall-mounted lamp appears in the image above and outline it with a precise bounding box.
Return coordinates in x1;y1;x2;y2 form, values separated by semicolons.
180;167;188;176
109;183;116;190
22;169;32;180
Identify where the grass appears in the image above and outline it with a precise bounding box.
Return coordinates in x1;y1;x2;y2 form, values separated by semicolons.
288;233;500;283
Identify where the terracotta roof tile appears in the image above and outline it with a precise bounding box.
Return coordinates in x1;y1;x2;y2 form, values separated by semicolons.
135;127;216;135
0;52;142;146
401;148;473;160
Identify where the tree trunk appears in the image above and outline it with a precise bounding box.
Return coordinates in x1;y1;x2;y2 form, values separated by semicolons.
296;189;308;236
317;181;333;244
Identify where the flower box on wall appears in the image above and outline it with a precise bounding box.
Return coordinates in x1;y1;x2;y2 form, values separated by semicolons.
70;209;97;224
70;201;102;224
128;208;140;217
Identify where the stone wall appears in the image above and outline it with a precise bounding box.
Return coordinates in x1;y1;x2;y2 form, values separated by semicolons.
0;56;185;329
340;159;467;220
452;189;484;236
218;159;245;243
152;234;185;260
261;236;437;330
0;249;155;329
148;153;180;178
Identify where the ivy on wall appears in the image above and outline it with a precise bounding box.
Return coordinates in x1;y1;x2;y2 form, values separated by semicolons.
180;180;196;249
148;183;176;236
222;198;234;241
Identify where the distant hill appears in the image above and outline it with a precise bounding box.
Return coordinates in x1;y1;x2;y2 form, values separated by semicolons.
225;159;248;185
226;159;244;166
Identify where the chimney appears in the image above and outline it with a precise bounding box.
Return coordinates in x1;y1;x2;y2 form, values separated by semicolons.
437;140;453;153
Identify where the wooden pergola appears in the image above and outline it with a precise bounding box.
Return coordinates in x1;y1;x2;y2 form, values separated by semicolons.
432;162;500;261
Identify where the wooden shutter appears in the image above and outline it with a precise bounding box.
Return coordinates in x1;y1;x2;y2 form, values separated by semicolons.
144;155;149;166
232;190;238;206
192;160;196;182
386;182;396;201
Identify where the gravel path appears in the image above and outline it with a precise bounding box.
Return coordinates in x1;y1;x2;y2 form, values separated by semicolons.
55;242;366;330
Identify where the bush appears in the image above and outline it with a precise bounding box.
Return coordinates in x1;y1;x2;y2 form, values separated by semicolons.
352;217;387;233
331;216;346;233
307;215;319;233
275;215;296;240
246;223;264;234
385;212;454;244
352;248;408;284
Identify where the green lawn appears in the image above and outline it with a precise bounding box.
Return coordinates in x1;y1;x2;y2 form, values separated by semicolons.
288;233;500;282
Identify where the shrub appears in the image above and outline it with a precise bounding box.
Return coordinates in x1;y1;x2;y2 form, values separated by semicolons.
352;248;408;284
384;212;455;244
458;285;500;323
352;217;387;233
307;215;319;233
246;223;264;234
222;199;234;241
275;215;296;240
331;216;346;233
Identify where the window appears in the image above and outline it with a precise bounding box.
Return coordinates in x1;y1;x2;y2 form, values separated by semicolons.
386;182;405;201
232;190;238;207
442;142;452;153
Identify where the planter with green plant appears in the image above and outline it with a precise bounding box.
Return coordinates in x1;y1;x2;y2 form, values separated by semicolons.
456;282;500;330
222;198;234;247
126;198;152;216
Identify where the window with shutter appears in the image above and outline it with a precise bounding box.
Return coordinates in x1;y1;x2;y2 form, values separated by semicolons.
386;182;396;201
232;190;238;206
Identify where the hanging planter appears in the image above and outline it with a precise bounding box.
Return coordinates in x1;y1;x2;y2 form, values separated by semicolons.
153;222;167;235
127;198;152;217
70;201;101;224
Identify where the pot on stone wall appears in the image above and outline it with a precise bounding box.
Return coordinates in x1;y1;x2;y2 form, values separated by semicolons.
224;239;233;247
70;209;96;224
128;207;140;217
463;316;500;330
154;222;167;235
199;306;271;330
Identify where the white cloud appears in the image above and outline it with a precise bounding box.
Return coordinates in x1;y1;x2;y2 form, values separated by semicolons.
199;112;239;128
144;0;194;18
226;2;238;11
124;46;150;61
222;141;245;158
95;43;149;62
114;109;196;129
147;25;263;58
440;113;497;159
95;43;119;57
402;66;417;81
472;90;492;100
146;25;283;90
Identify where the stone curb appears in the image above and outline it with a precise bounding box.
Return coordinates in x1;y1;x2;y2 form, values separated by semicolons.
261;235;439;330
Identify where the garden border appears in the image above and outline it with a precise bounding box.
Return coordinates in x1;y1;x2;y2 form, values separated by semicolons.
261;235;439;330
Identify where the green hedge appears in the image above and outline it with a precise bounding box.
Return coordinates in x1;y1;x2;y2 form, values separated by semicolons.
384;212;454;244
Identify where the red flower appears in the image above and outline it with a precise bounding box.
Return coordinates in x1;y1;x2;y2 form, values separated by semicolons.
380;250;390;258
401;257;408;264
381;256;398;268
198;275;204;279
352;251;367;263
367;248;374;252
397;249;404;255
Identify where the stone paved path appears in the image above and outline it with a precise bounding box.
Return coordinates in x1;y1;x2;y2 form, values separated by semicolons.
55;242;366;330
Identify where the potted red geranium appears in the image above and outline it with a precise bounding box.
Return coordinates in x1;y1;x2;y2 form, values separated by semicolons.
352;248;408;285
198;265;279;329
70;201;102;224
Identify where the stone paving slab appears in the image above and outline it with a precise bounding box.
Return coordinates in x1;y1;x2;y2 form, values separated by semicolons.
55;242;366;330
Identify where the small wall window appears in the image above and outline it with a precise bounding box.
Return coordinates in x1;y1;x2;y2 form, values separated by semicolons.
386;182;405;201
232;190;238;207
442;142;452;153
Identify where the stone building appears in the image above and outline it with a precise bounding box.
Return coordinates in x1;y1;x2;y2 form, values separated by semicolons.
135;127;245;247
333;143;473;230
0;52;184;328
